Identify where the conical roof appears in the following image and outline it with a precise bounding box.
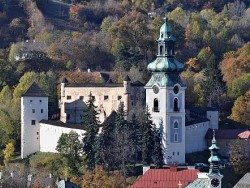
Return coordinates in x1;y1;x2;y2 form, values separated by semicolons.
22;82;48;97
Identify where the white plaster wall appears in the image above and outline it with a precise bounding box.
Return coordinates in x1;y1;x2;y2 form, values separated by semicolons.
207;111;218;130
145;85;186;164
40;123;85;153
21;96;48;158
185;121;210;153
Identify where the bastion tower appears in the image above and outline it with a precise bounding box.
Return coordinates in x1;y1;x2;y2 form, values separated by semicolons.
21;83;48;158
145;18;186;164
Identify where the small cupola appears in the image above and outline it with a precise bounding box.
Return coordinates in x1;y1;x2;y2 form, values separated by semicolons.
157;17;176;57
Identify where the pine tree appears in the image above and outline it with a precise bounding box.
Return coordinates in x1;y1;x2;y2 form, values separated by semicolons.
82;92;99;170
129;114;140;164
141;105;154;165
152;125;163;168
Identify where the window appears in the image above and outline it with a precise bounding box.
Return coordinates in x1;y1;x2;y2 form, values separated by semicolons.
118;96;122;100
174;121;179;129
177;152;179;155
37;132;39;135
153;98;159;112
104;95;109;100
173;152;175;156
39;100;42;102
30;100;32;102
174;98;179;111
67;96;71;100
32;109;35;113
66;114;70;120
79;96;84;100
160;45;163;55
174;133;178;142
41;109;43;113
173;85;179;94
31;120;36;125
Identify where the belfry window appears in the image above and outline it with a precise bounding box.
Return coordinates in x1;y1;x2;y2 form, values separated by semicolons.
153;98;159;112
174;98;179;112
160;45;163;55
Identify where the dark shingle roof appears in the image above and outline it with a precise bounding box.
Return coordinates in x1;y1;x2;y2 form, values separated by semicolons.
66;83;123;87
131;81;144;86
186;118;210;126
124;75;131;81
205;129;250;139
62;77;68;84
40;120;83;130
22;82;48;97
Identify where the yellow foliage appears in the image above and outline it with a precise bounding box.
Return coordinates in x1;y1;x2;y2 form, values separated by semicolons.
3;142;15;166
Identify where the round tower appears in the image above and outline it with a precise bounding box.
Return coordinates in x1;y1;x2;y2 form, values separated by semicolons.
21;83;48;158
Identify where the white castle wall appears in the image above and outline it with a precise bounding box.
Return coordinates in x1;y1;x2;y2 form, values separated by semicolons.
40;123;85;153
185;121;210;153
21;96;48;158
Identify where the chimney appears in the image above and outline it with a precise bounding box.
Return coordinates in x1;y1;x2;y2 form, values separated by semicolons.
143;166;150;174
170;166;177;172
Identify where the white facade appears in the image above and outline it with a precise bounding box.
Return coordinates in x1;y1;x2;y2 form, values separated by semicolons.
21;96;48;158
146;85;186;164
185;121;210;153
40;123;85;153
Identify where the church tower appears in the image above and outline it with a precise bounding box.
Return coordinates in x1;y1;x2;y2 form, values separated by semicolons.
207;130;223;188
21;83;48;158
145;18;186;164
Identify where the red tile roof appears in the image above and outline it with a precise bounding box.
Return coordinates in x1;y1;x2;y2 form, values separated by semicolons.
130;168;199;188
238;130;250;139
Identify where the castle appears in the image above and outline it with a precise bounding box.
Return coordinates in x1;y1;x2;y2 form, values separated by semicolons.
21;19;219;166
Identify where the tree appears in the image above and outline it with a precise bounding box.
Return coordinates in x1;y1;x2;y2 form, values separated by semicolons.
152;125;163;168
230;90;250;126
229;138;250;174
3;142;15;166
82;92;99;170
56;131;83;174
228;73;250;99
81;166;126;188
141;106;154;165
113;102;134;177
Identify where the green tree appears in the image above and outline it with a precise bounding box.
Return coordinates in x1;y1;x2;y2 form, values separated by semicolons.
56;131;83;174
152;125;163;168
141;106;154;165
228;73;250;99
82;92;99;170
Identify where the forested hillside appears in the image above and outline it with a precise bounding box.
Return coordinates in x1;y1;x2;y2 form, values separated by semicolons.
0;0;249;169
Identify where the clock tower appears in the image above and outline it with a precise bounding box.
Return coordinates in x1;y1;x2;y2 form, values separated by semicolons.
208;130;223;188
145;18;186;164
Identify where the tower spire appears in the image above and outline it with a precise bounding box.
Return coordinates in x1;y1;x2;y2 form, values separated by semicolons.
208;129;221;175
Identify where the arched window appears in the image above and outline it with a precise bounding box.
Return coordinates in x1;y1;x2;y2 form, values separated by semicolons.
174;121;179;129
174;98;179;111
153;98;159;112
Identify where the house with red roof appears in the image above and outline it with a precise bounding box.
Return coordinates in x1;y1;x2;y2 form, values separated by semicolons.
130;167;199;188
205;129;250;157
